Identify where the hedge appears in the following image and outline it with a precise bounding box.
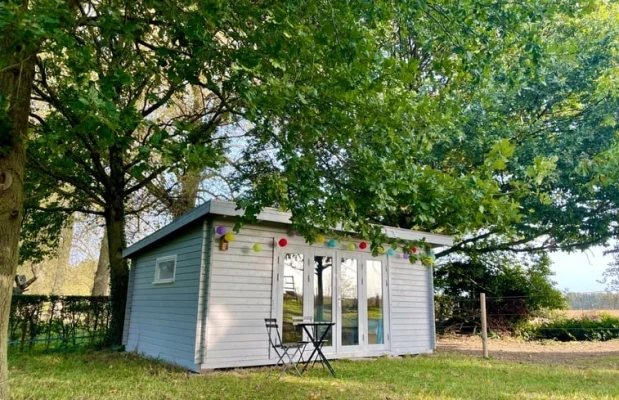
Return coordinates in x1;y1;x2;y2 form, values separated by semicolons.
9;295;111;351
518;314;619;342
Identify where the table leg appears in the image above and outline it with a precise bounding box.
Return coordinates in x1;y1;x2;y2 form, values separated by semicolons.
313;325;335;377
300;325;319;374
300;325;335;377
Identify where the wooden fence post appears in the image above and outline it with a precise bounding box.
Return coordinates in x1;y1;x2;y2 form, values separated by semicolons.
480;292;488;358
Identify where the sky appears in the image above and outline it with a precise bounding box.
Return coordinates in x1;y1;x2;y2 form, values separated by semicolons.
549;244;615;293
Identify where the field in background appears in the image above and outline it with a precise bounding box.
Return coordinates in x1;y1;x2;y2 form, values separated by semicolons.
565;309;619;318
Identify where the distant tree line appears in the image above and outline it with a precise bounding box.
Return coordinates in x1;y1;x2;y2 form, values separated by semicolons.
565;292;619;311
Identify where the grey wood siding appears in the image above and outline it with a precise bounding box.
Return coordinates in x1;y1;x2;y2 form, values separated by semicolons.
389;258;435;354
202;220;284;369
125;223;204;371
201;218;437;369
122;262;136;346
194;219;212;364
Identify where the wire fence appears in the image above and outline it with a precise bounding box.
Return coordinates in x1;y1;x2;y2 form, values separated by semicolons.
9;295;111;351
436;292;619;344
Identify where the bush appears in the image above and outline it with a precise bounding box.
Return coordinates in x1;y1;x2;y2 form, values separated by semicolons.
435;253;567;334
517;313;619;342
9;295;111;351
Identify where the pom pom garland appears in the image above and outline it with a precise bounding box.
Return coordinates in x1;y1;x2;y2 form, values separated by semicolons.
328;239;338;248
252;243;262;252
359;242;368;250
224;232;235;242
215;226;227;235
278;238;288;247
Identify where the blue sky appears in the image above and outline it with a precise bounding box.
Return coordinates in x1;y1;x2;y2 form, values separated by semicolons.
549;245;615;292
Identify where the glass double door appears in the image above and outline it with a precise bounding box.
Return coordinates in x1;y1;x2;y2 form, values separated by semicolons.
278;248;389;354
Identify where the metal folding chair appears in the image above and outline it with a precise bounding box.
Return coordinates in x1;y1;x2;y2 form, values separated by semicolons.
264;318;307;377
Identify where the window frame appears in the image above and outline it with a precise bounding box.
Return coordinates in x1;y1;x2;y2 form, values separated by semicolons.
153;255;177;284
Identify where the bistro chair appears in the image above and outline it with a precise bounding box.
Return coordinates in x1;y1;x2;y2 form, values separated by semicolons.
264;318;307;377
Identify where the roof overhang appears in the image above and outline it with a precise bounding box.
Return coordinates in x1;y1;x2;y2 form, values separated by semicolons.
123;200;453;258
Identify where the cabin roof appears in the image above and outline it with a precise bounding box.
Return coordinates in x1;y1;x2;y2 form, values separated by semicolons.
122;200;453;258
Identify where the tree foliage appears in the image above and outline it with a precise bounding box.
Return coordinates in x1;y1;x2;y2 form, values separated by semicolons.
12;0;619;355
436;4;619;258
232;0;611;252
28;0;584;343
433;3;619;326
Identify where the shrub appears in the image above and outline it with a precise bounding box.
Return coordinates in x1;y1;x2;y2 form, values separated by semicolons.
9;295;111;351
435;253;567;334
517;313;619;342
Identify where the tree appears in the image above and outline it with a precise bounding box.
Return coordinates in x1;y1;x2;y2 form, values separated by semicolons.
430;3;619;311
600;243;619;292
50;217;74;294
0;1;79;396
26;0;242;345
91;228;109;296
2;1;604;396
435;4;619;259
145;85;236;219
435;252;567;332
27;0;458;347
233;0;595;247
228;2;619;334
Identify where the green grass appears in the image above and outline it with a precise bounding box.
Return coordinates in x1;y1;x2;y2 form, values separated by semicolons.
8;350;619;399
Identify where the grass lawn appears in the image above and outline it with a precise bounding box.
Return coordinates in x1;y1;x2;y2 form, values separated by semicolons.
8;350;619;399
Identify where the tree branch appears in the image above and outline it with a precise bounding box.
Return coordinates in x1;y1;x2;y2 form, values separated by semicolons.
142;83;184;118
30;204;105;216
27;150;107;207
124;166;168;196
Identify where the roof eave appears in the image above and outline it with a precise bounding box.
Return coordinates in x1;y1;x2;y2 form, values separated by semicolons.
123;199;453;258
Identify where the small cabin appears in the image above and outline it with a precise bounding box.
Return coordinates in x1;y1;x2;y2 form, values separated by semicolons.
122;200;453;372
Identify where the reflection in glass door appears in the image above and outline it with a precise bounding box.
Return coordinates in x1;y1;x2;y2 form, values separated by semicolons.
282;253;304;343
340;257;359;346
313;256;333;346
367;260;384;345
278;249;389;354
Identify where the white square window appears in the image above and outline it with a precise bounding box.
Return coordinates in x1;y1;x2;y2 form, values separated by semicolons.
154;255;176;284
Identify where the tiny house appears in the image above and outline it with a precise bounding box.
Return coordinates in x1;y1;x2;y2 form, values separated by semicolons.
122;200;452;372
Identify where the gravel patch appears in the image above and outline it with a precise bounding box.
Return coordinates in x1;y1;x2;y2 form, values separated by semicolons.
437;335;619;368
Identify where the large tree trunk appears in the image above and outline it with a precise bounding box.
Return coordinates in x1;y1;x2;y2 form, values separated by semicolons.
91;228;110;296
51;217;75;295
104;145;129;346
0;7;37;397
105;213;128;346
169;171;202;218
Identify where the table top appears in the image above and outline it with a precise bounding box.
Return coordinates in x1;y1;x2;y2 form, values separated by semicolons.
293;321;336;327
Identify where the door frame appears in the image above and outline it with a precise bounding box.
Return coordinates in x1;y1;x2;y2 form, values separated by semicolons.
272;245;307;358
308;248;337;353
336;250;364;354
272;244;391;356
365;255;390;352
